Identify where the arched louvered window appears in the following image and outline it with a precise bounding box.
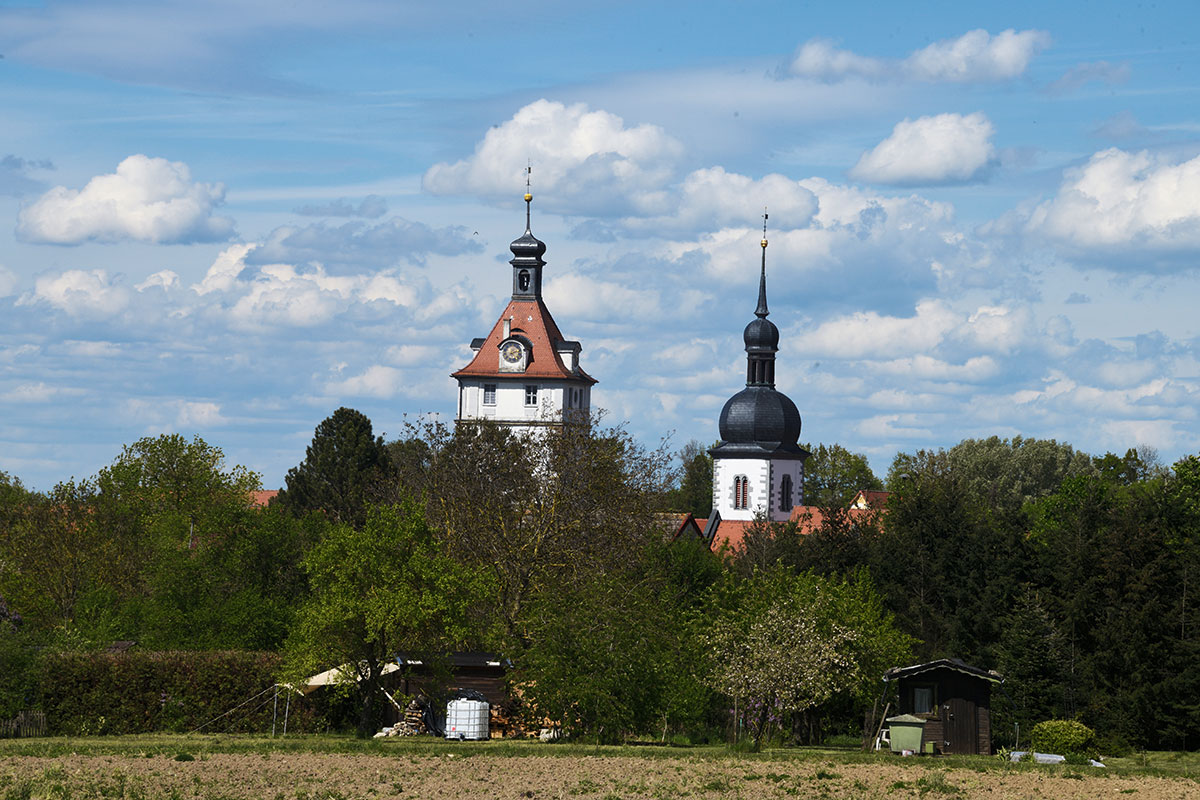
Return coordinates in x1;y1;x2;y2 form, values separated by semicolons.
780;474;793;512
734;475;749;510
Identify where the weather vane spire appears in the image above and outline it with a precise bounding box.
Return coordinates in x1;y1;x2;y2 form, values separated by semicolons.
524;162;533;231
756;208;770;318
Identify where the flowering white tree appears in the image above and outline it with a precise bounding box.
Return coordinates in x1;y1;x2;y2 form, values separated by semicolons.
705;568;908;749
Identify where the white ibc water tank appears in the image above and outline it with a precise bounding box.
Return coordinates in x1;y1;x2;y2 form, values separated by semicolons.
444;698;489;740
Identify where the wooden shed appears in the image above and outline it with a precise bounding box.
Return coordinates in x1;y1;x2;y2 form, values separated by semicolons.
392;652;513;735
883;658;1003;755
392;651;507;709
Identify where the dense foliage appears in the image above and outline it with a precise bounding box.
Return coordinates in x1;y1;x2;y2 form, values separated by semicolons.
35;650;319;735
2;419;1199;752
705;567;912;749
284;501;489;736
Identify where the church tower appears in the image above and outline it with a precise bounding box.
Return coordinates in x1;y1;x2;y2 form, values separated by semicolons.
710;217;810;521
452;188;596;429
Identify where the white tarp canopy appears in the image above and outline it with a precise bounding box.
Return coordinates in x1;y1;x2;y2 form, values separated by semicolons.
295;662;401;695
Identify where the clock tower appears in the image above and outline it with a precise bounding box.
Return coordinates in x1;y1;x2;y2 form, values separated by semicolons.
452;190;596;429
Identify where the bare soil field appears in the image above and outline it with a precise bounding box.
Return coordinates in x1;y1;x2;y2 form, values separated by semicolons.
2;748;1199;800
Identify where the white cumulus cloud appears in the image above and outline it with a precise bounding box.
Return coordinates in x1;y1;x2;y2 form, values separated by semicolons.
785;29;1048;84
135;270;180;291
1023;148;1200;257
904;29;1050;82
618;167;819;235
795;299;961;359
544;273;664;322
17;155;234;245
21;269;131;318
785;38;885;81
191;245;424;330
850;113;996;186
327;365;406;398
177;401;224;428
423;99;682;215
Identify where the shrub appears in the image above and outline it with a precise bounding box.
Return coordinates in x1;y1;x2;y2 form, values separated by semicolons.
1029;719;1095;755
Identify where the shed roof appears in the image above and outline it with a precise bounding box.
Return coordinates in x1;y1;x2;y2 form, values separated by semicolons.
883;658;1003;683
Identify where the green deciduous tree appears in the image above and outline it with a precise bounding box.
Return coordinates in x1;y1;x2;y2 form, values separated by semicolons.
414;417;673;642
87;434;266;644
94;433;262;593
285;501;489;737
665;440;714;518
889;436;1095;515
138;506;324;650
705;567;912;749
801;443;882;508
1094;447;1165;485
513;537;721;743
0;479;110;633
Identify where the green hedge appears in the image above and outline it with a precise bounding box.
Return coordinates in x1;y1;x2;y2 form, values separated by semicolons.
37;650;323;735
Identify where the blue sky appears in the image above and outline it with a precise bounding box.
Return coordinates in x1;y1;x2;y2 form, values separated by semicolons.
2;0;1199;490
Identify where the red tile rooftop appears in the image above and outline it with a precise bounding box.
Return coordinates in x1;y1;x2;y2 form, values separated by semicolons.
452;298;596;384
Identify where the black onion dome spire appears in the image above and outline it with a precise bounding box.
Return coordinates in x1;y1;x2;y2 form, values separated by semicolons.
712;214;805;458
743;220;780;354
510;170;546;299
510;189;547;264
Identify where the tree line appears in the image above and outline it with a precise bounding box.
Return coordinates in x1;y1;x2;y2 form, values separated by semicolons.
1;410;1198;751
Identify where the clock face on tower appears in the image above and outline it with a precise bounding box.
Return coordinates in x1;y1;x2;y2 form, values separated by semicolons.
501;342;522;364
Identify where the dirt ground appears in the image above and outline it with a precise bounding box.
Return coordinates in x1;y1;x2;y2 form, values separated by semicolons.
2;752;1198;800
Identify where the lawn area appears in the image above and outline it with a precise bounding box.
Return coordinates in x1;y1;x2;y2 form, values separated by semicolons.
0;735;1197;799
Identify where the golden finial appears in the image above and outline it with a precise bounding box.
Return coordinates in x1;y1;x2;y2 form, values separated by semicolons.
761;209;768;248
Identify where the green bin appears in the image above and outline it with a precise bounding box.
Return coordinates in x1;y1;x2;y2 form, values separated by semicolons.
886;714;926;754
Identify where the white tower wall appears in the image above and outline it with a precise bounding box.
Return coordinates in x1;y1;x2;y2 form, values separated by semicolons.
713;456;805;522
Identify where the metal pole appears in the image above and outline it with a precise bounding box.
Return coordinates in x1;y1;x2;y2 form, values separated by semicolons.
272;686;279;736
283;690;291;735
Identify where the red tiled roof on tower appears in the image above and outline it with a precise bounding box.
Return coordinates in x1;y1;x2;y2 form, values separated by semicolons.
451;298;596;384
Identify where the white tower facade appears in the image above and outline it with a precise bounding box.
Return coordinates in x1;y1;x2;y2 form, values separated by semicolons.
453;192;596;429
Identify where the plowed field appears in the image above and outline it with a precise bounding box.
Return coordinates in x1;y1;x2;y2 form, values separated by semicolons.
3;750;1198;799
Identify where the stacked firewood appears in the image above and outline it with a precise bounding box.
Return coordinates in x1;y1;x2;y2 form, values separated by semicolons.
400;699;425;735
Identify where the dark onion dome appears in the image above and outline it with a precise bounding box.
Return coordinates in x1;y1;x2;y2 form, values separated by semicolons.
743;316;779;350
510;229;546;262
713;386;805;457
